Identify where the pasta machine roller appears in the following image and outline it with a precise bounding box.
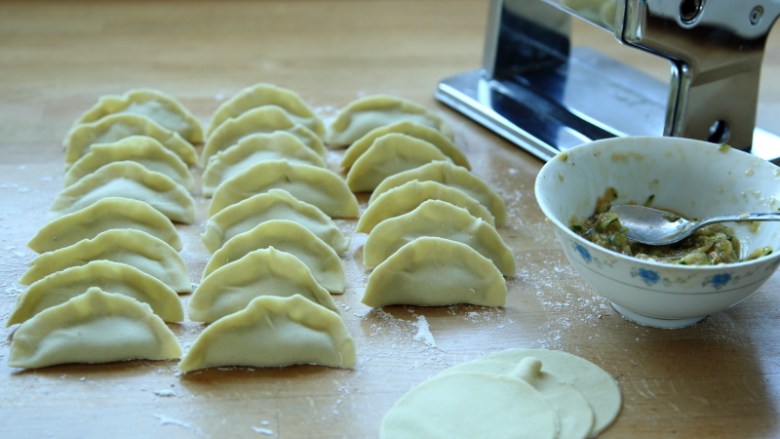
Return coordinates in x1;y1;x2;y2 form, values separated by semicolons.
436;0;780;163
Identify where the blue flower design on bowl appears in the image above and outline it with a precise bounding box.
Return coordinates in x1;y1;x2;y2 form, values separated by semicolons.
574;243;592;263
632;268;660;285
706;273;732;289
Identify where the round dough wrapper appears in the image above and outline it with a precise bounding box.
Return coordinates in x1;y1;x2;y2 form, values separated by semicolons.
442;357;594;439
380;372;558;439
455;349;621;437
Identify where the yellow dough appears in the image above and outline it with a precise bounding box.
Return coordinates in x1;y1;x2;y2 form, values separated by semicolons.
356;180;495;233
326;94;454;147
8;260;183;325
448;349;622;437
345;133;449;193
20;229;191;293
209;160;358;218
202;132;326;197
341;120;470;170
189;247;338;323
74;88;203;144
206;83;324;138
64;136;194;191
381;349;621;439
370;160;507;226
64;113;197;167
49;161;196;224
8;288;181;369
203;219;345;294
363;199;515;276
380;372;558;439
201;188;348;254
362;237;507;307
179;295;356;372
27;197;182;253
201;106;325;165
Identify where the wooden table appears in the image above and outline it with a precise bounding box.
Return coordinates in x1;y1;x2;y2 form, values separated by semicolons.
1;1;779;438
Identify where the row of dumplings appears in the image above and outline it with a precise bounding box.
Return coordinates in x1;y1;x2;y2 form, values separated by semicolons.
7;84;514;370
195;88;516;316
7;85;362;371
321;103;516;307
183;84;359;371
9;89;202;368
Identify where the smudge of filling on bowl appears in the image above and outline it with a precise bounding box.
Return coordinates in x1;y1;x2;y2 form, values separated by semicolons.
570;188;773;265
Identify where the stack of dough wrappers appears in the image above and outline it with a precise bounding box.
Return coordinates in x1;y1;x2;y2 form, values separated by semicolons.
380;349;622;439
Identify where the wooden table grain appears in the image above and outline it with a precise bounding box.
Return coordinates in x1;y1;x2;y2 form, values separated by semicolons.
1;1;779;438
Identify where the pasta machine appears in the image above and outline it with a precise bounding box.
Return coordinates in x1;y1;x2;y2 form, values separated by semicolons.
436;0;780;163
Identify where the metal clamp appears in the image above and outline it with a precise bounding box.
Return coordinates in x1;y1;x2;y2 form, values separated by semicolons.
436;0;780;163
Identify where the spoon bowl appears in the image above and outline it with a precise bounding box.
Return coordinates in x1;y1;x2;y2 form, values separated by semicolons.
610;204;780;246
535;136;780;328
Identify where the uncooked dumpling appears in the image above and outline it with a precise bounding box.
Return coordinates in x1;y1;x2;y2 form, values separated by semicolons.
380;372;558;439
201;106;325;165
341;120;470;170
28;197;182;253
64;136;195;191
64;113;197;167
202;188;348;254
326;95;454;147
202;132;326;197
179;295;356;372
190;247;338;323
362;237;506;307
209;160;358;218
203;219;345;294
7;260;183;325
8;288;181;369
356;180;494;233
207;83;325;138
345;133;449;192
20;229;191;293
363;199;515;276
49;161;196;224
74;88;203;144
370;160;507;226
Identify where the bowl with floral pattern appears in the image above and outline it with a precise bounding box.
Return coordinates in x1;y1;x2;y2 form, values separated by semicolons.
535;136;780;328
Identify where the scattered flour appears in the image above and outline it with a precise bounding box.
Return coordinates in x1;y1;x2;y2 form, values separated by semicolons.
412;315;436;348
251;425;274;436
153;414;192;429
153;389;177;397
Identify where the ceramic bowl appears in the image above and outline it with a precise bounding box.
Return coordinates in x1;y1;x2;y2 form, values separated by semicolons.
535;136;780;328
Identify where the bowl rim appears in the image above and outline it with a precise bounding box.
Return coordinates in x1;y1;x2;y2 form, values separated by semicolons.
534;136;780;271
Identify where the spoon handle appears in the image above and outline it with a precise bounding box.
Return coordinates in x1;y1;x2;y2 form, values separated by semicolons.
699;212;780;228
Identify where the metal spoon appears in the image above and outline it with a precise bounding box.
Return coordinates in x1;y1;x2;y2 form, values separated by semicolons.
609;204;780;246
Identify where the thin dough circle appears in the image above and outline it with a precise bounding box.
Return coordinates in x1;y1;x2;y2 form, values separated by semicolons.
441;357;595;439
380;372;558;439
454;349;622;437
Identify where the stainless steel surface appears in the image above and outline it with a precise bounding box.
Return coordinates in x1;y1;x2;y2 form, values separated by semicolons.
436;0;780;163
620;0;780;149
610;204;780;246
